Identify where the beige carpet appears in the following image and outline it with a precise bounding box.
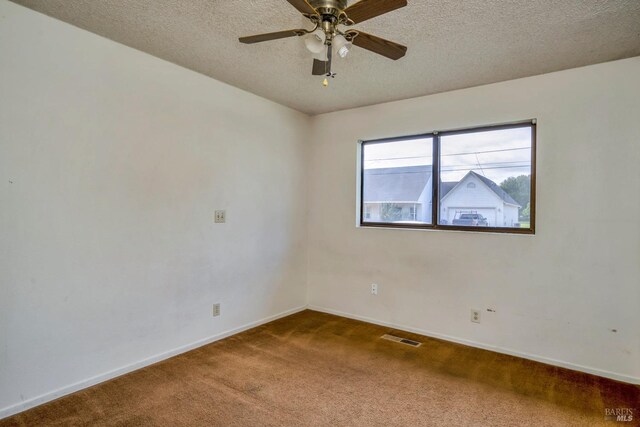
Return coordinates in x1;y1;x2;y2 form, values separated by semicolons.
2;310;638;426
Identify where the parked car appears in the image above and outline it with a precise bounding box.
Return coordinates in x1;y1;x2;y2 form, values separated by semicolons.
452;212;488;226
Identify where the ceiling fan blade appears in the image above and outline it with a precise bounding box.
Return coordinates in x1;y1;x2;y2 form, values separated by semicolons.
239;29;305;44
344;0;407;24
312;59;328;75
350;31;407;60
285;0;317;15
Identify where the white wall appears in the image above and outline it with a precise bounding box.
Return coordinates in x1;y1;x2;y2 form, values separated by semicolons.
0;1;308;416
307;57;640;383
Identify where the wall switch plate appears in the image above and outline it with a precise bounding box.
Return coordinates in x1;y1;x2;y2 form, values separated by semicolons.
212;303;221;317
371;283;378;295
471;309;481;323
214;210;226;223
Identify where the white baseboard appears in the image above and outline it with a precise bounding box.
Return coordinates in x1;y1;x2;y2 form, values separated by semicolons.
0;305;308;420
308;305;640;385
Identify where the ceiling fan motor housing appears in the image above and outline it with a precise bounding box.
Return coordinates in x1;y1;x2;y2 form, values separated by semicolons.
309;0;348;19
309;0;348;10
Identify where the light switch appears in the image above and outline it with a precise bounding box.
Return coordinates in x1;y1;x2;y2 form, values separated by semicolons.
214;210;226;223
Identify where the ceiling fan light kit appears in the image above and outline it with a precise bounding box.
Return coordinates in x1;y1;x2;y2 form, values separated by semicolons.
239;0;408;86
332;34;352;58
305;29;326;53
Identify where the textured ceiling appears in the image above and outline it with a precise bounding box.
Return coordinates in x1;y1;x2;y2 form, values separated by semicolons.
10;0;640;115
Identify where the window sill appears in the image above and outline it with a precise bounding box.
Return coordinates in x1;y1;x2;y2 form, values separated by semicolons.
358;222;535;235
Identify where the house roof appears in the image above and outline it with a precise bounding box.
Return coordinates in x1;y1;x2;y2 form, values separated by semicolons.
440;182;457;198
363;166;431;202
364;167;521;207
468;172;521;206
440;171;521;207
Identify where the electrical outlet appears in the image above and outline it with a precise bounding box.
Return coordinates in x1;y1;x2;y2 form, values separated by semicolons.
371;283;378;295
471;309;481;323
212;303;220;317
214;210;226;223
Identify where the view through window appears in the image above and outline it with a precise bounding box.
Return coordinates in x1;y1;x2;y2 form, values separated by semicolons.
360;122;535;233
362;137;433;225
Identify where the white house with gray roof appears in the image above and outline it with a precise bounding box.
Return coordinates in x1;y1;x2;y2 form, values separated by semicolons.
363;166;521;226
363;166;433;223
440;171;521;227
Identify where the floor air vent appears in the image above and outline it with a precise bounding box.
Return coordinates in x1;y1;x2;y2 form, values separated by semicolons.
381;334;421;347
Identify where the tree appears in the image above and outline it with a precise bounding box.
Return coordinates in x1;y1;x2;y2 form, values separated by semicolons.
520;202;531;221
500;175;531;220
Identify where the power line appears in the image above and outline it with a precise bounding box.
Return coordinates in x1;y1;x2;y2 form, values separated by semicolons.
364;146;530;162
442;165;531;172
365;165;531;176
366;155;433;161
364;160;532;169
442;146;530;157
443;161;530;168
474;153;486;177
365;160;531;170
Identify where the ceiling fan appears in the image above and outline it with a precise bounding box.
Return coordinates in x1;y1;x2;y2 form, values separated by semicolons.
239;0;407;85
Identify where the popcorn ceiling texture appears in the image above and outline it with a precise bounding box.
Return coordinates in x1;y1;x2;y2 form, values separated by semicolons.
9;0;640;115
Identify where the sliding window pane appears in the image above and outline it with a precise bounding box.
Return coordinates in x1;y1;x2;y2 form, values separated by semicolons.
438;126;533;228
362;137;433;225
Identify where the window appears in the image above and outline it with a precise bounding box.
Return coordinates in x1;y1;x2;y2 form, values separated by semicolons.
359;121;535;233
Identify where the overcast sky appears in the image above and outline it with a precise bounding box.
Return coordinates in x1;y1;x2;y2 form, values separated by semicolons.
363;127;532;184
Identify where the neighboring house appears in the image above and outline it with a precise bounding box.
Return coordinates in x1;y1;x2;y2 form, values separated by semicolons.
363;167;521;226
363;166;433;223
440;171;521;227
